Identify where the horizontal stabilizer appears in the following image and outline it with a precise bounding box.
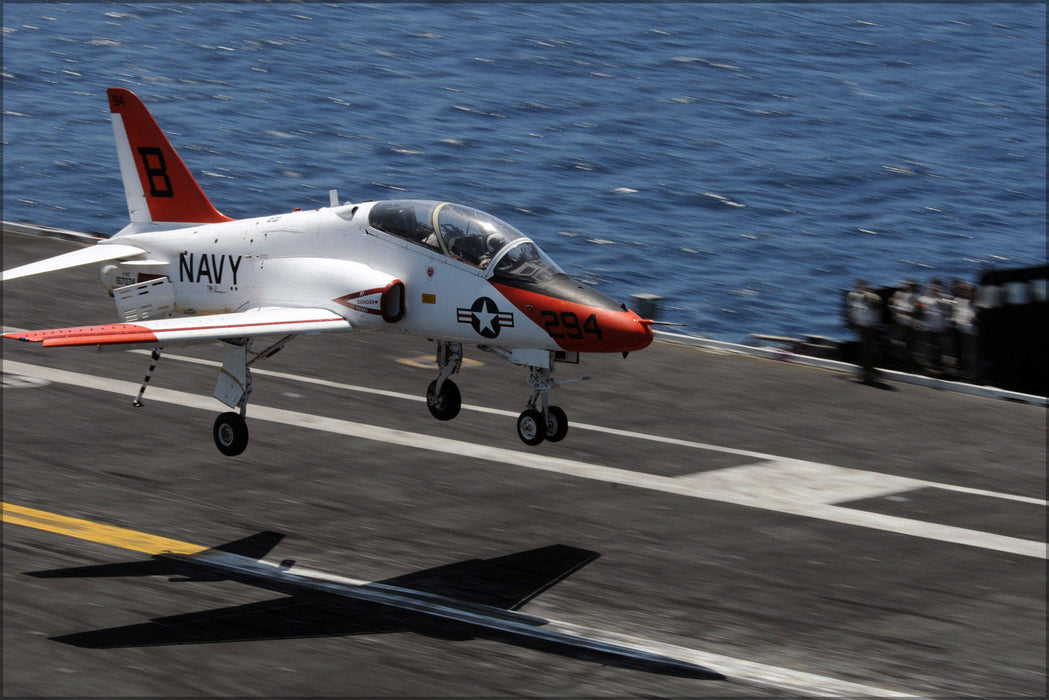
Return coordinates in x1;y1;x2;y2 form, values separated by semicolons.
4;307;352;347
2;243;145;282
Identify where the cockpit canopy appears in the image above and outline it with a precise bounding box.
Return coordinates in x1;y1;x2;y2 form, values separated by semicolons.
366;200;562;284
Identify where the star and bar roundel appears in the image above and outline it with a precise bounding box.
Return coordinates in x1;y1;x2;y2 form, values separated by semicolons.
457;296;514;339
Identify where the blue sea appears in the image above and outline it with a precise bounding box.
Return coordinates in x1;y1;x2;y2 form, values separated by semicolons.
3;3;1045;343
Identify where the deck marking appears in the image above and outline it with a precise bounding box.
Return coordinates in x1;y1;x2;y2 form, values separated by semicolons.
548;621;921;698
3;358;1045;559
677;460;966;507
2;502;204;555
3;500;920;697
130;349;1046;507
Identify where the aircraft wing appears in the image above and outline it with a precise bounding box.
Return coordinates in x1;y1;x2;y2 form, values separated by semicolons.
3;307;352;347
1;243;146;282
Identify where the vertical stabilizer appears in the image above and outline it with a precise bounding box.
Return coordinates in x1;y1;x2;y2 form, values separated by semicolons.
108;88;233;224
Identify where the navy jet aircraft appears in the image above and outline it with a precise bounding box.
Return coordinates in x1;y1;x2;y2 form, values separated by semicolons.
3;89;655;455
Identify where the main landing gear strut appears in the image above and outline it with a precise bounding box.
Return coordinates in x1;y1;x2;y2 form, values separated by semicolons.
426;342;587;447
132;336;292;457
426;341;463;421
210;336;292;456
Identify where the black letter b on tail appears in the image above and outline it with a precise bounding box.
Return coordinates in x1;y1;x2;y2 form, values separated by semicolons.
137;147;174;198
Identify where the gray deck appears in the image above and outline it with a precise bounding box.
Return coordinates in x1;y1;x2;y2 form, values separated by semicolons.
3;229;1044;696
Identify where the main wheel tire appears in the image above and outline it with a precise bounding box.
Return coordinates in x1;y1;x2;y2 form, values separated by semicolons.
517;409;546;446
426;379;461;421
544;405;569;443
213;412;249;456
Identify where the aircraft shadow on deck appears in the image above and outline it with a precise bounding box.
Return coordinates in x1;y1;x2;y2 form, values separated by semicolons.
25;532;722;680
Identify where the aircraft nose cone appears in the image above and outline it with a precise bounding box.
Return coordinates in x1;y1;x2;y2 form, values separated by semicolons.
599;307;654;353
491;275;654;354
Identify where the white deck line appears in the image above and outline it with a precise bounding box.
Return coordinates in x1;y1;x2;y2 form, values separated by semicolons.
123;348;1049;508
547;621;923;697
258;560;923;696
5;337;1043;509
4;358;1045;560
173;553;922;697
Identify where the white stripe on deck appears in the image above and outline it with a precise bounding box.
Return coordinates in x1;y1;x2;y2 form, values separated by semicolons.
4;359;1045;560
269;562;921;696
224;558;920;697
546;620;921;697
132;349;1047;508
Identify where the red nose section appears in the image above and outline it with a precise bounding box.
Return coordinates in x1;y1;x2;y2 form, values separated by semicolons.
491;282;653;353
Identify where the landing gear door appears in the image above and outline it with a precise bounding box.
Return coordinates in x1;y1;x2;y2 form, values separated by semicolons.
555;350;580;365
214;344;248;409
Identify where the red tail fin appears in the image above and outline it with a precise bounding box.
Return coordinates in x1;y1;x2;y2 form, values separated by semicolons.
108;88;233;224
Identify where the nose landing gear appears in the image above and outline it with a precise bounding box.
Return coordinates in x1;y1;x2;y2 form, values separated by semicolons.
515;365;576;445
516;405;568;446
543;405;569;443
427;344;587;447
516;409;546;446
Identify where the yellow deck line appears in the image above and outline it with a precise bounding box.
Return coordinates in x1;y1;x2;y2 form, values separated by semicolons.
1;502;924;696
2;502;206;555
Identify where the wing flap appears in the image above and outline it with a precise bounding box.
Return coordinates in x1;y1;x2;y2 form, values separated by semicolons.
4;307;352;347
2;243;145;282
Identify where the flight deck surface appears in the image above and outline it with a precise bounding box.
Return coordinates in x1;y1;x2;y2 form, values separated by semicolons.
3;230;1045;696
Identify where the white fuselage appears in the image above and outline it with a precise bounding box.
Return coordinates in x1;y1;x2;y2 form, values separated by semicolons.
100;202;561;351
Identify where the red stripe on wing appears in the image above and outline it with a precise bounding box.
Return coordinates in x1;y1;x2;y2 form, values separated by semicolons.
3;316;346;348
5;324;158;347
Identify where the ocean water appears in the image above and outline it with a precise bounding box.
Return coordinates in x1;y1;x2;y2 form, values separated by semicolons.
3;3;1045;343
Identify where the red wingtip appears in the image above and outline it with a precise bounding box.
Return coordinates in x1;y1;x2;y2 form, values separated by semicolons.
4;323;158;347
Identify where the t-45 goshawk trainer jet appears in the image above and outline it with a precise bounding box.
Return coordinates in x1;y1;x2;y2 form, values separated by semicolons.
3;89;654;455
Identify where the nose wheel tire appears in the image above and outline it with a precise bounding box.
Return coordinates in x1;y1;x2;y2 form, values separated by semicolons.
544;405;569;443
517;409;546;446
214;412;249;456
426;379;462;421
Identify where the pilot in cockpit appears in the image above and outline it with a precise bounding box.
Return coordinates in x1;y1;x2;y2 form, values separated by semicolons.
449;232;487;267
479;233;507;269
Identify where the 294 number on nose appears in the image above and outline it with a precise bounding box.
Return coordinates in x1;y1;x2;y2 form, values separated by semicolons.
540;311;602;341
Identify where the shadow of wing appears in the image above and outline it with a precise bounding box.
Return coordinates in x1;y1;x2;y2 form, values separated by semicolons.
51;595;409;648
26;560;179;578
379;544;600;610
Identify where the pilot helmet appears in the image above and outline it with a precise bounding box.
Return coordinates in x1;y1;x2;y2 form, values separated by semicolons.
486;233;507;253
